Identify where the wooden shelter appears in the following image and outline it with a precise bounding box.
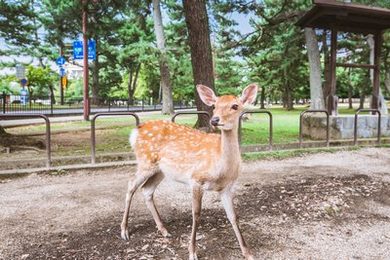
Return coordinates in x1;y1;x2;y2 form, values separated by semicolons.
297;0;390;115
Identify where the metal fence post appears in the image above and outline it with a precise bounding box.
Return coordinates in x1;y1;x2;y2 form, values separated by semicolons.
299;110;330;148
0;114;51;167
171;111;211;123
91;112;140;164
353;109;381;146
239;110;273;150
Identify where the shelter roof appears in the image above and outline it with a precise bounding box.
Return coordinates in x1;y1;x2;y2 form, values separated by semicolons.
296;0;390;34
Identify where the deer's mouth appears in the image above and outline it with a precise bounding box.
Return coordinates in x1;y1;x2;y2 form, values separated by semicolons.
210;121;224;127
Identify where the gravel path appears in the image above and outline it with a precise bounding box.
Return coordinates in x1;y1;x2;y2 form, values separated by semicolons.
0;148;389;259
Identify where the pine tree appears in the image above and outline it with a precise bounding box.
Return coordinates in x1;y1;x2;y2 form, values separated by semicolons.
183;0;216;128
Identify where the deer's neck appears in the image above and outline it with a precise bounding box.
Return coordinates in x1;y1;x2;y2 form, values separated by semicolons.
219;126;241;172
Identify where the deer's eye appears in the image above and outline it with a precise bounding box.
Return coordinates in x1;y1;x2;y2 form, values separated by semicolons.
211;105;215;109
231;104;239;110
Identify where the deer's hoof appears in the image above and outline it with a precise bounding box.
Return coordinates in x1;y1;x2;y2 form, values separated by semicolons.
159;227;171;237
188;252;198;260
121;227;130;241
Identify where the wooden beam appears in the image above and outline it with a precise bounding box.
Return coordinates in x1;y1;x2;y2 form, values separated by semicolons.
312;22;381;35
327;28;338;116
330;29;337;96
302;9;326;27
372;32;382;109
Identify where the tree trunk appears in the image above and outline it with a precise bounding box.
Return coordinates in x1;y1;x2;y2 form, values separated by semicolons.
305;28;325;110
153;0;174;115
283;68;293;110
49;85;56;105
348;86;353;109
127;64;141;106
347;68;353;109
183;0;215;128
384;47;390;94
91;39;100;105
260;86;265;109
359;94;365;109
286;85;293;110
367;34;388;114
132;64;141;96
127;67;134;105
322;30;331;106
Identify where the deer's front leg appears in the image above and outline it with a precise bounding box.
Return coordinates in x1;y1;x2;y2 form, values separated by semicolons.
221;189;254;260
188;185;203;260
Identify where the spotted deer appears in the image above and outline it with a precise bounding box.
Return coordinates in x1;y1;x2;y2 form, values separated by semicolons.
121;84;258;260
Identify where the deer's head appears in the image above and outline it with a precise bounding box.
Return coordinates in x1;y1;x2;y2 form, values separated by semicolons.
197;83;258;131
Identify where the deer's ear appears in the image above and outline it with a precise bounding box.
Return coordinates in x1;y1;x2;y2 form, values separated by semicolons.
196;84;217;106
240;83;258;105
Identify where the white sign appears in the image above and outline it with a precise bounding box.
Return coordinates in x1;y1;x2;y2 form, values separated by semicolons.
16;64;25;79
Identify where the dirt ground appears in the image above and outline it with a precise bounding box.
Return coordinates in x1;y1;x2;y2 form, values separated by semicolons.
0;148;389;260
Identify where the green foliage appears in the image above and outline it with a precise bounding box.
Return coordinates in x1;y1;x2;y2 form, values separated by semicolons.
65;79;83;99
0;1;35;50
26;65;56;97
0;75;19;94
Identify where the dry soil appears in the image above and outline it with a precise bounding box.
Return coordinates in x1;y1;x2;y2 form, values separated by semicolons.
0;148;389;259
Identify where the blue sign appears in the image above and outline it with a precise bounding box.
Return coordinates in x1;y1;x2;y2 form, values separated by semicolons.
73;40;96;60
20;88;29;105
20;78;28;86
56;56;66;65
59;67;66;77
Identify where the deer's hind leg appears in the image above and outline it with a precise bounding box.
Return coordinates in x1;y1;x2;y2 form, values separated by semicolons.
121;166;157;240
141;171;170;237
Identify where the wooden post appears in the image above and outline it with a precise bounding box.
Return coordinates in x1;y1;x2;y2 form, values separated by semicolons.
59;46;64;105
327;28;338;116
371;31;382;110
82;0;90;121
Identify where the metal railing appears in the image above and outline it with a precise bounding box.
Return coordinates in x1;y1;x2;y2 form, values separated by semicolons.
354;109;381;146
171;111;211;124
299;110;330;148
91;112;140;164
239;110;273;150
0;114;51;167
171;111;212;132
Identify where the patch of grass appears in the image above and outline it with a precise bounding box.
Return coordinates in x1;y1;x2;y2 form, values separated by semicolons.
242;146;361;161
377;144;390;148
48;169;69;176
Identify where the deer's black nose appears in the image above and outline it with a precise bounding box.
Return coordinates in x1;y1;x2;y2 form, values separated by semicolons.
210;117;220;126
